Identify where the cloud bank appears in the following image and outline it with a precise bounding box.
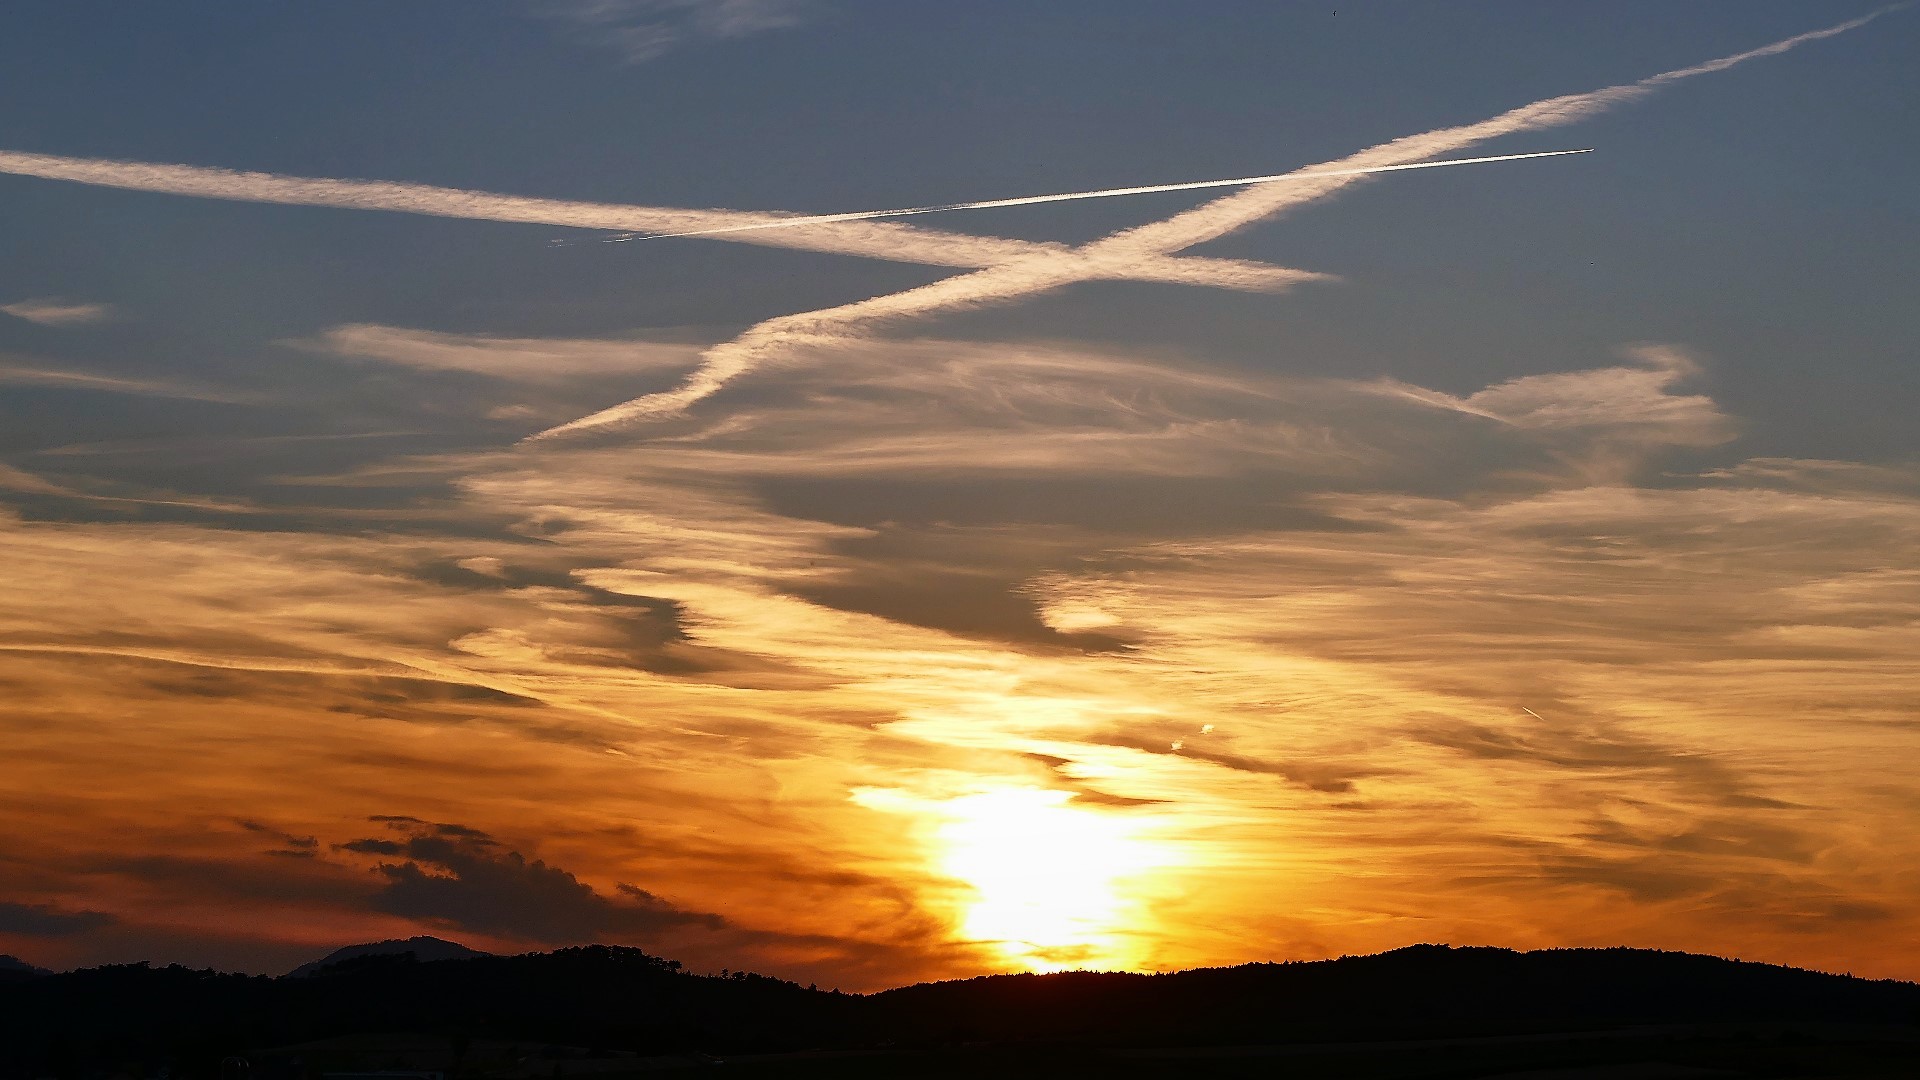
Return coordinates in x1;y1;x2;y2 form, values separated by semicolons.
4;328;1917;982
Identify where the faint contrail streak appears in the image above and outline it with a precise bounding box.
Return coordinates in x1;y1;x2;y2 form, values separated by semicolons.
530;7;1898;440
620;149;1594;240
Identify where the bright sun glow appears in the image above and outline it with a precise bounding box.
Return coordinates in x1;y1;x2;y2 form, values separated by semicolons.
933;788;1168;972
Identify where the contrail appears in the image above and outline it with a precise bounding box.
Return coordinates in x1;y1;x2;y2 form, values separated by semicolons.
0;149;1315;294
531;7;1899;441
619;149;1593;240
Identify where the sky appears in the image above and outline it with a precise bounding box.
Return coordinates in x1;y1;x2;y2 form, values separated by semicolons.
1;1;1916;990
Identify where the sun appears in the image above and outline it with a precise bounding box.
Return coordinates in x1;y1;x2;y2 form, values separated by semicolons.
932;788;1168;972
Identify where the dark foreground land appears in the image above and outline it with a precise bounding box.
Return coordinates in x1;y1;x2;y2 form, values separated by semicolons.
4;944;1918;1078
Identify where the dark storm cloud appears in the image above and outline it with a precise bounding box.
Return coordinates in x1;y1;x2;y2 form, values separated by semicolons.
94;853;374;907
1521;852;1720;904
1091;733;1380;794
1443;810;1820;903
343;818;726;944
793;574;1132;654
1059;788;1168;809
114;660;546;730
1576;814;1816;865
1406;715;1797;811
1019;752;1171;805
1464;846;1897;936
768;521;1152;653
407;556;794;679
758;476;1374;535
326;817;958;986
235;818;320;859
0;901;117;937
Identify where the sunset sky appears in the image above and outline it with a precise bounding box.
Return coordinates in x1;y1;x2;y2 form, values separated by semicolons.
2;1;1917;990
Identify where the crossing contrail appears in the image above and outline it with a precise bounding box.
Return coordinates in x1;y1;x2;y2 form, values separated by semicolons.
615;149;1594;241
531;6;1900;440
0;147;1313;293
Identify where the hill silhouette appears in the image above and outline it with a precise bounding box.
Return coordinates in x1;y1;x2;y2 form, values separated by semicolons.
285;934;490;977
2;944;1916;1078
0;954;48;982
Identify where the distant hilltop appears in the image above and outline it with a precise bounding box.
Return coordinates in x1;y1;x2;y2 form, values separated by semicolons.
0;954;49;981
286;934;490;977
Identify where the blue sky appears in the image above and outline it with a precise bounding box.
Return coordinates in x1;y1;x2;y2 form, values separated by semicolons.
1;2;1916;985
2;2;1914;462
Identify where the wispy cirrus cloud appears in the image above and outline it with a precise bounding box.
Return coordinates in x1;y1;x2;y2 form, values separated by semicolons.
508;336;1732;487
0;358;252;403
300;324;704;384
531;0;814;63
1365;346;1736;483
2;298;112;326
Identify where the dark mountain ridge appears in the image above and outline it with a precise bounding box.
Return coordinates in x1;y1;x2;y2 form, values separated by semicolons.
0;954;49;981
285;934;490;977
3;943;1915;1077
870;944;1920;1045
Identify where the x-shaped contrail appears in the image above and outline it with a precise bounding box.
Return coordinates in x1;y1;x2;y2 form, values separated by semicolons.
614;148;1592;240
0;149;1327;293
528;7;1895;440
0;8;1896;444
